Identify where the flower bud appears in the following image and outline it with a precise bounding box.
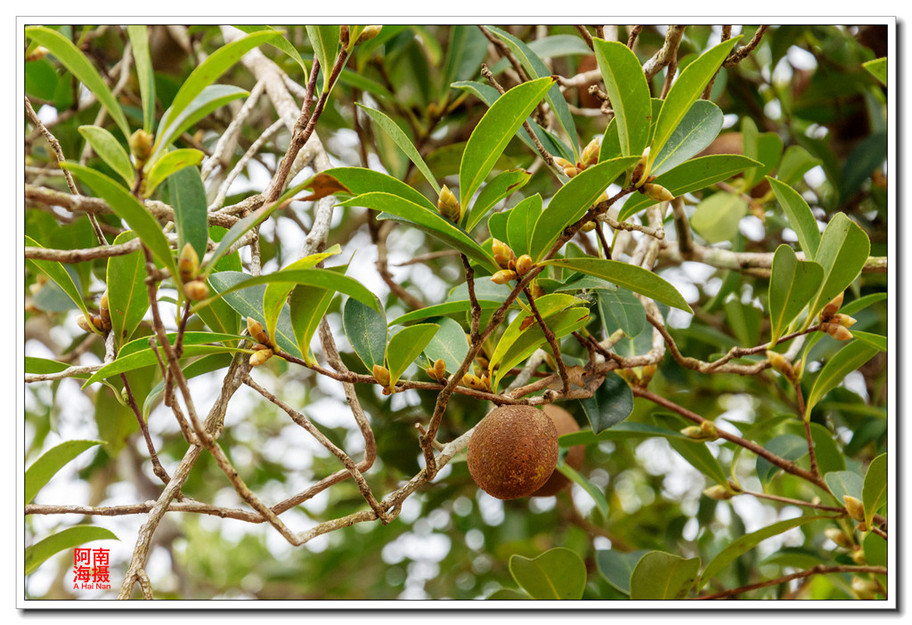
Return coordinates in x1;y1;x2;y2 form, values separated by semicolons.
26;46;49;62
850;547;867;565
90;313;107;332
851;577;878;599
579;220;597;232
553;157;574;169
249;348;274;367
563;166;580;178
99;291;112;330
462;373;489;391
178;242;200;283
631;147;651;187
832;313;857;328
766;350;796;381
641;182;675;202
76;315;94;333
703;484;734;500
700;420;718;440
640;364;658;387
515;254;533;277
426;358;447;382
372;364;391;387
581;137;601;168
437;185;461;222
183;279;210;301
824;528;853;549
246;317;271;346
844;495;865;521
492;239;515;270
129;129;154;165
681;426;705;439
491;269;517;285
357;25;382;44
819;292;844;322
821;322;854;341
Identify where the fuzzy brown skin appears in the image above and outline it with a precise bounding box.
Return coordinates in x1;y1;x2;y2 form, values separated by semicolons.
467;405;559;500
531;405;585;497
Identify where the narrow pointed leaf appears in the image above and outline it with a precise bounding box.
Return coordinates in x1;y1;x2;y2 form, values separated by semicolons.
319;167;435;210
629;551;701;600
389;299;504;326
237;25;308;73
358;104;440;194
863;57;887;86
509;548;587;600
387;323;439;387
166;164;209;260
806;341;880;417
578;372;634;434
597;550;651;595
144;149;205;198
343;297;388;372
289;284;338;364
767;177;821;259
862;453;887;527
106;232;149;348
78;125;135;187
25;235;92;323
651;100;724;176
84;343;246;385
465;169;532;232
306;25;340;92
768;244;824;342
422;317;469;374
806;213;871;322
126;25;156;133
593;38;652;158
25;526;119;576
505;194;543;257
25;440;104;504
202;200;283;275
152;85;249;163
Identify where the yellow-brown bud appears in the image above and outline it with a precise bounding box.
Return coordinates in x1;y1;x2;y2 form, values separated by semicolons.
563;166;580;179
372;364;391;387
183;279;210;301
821;322;854;341
437;185;461;222
703;484;734;500
129;129;154;164
850;547;867;565
631;147;651;187
98;291;112;330
824;528;854;549
553;157;573;169
581;137;600;168
249;348;274;367
639;364;658;387
700;420;718;440
90;313;107;332
76;315;94;333
26;45;49;62
357;25;382;44
246;317;271;346
641;182;675;202
766;350;796;381
843;495;865;522
515;254;533;277
832;313;857;328
462;373;489;391
819;292;845;322
491;269;517;285
426;358;447;382
579;220;598;232
851;577;878;599
178;242;200;283
492;239;516;270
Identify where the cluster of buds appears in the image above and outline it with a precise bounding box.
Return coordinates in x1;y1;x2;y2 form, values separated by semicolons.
616;364;657;389
630;147;673;202
766;350;798;383
372;364;396;395
128;129;154;169
681;419;719;442
491;239;535;285
824;528;855;550
341;25;382;49
437;185;461;222
703;480;742;501
426;358;447;382
462;372;490;391
179;243;210;301
554;137;601;178
247;317;274;367
76;290;112;334
818;291;856;341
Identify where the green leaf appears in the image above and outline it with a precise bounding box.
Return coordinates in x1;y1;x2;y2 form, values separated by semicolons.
339;192;499;272
756;434;809;483
25;526;119;576
25;440;104;504
166;164;209;260
592;38;652;158
441;26;489;91
422;317;469;375
143;353;233;419
389;299;504;326
25;235;93;324
863;57;887;86
699;515;829;589
629;551;701;600
840;131;886;200
619;155;761;221
597;550;650;595
155;30;279;154
25;356;89;377
808;213;871;323
825;470;864;505
106;232;149;348
386;323;439;388
26;26;130;139
598;288;646;338
690;191;748;243
578;373;634;434
768;244;824;342
126;25;156;133
852;330;888;353
343;297;388;373
767;177;821;259
862;453;887;526
486;588;532;600
509;548;587;600
64;164;180;283
84;343;245;386
505;194;543;257
805;339;878;419
464;169;532;232
647;36;741;172
529;156;640;260
357;104;440;194
559;421;690;446
777;145;822;187
144;149;205;198
459;76;554;210
202;201;284;275
306;25;341;92
741;128;784;191
542;258;692;313
152;85;249;164
556;462;609;517
288;283;337;365
651;100;724;176
319;166;435;210
78;125;135;188
195;276;240;335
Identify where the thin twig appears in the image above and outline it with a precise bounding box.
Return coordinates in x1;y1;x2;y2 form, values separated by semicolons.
696;565;886;600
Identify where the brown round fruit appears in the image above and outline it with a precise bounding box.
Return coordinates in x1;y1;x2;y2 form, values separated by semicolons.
467;405;559;500
530;405;584;497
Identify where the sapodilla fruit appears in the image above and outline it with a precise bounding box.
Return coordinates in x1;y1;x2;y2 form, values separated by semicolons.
467;405;559;500
531;405;584;497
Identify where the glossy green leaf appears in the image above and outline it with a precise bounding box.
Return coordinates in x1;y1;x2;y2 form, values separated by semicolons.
863;57;887;86
806;213;871;323
25;26;130;139
64;164;180;282
619;155;761;221
143;353;233;419
699;515;828;589
862;533;887;581
339;193;498;272
202;200;284;275
78;125;134;187
195;276;241;335
767;177;821;259
741;127;784;190
288;284;337;365
542;258;692;313
505;194;543;257
488;26;578;159
597;288;646;338
592;38;651;158
596;550;650;595
825;470;864;505
422;317;469;374
578;372;634;434
25;440;104;504
852;330;888;353
319;166;435;210
166;164;209;261
777;145;822;187
126;26;155;133
465;169;532;232
840;131;886;200
629;551;701;600
106;232;149;348
343;297;388;373
357;104;440;194
768;244;824;342
530;156;640;260
25;356;89;377
306;25;340;92
756;434;810;483
85;343;245;386
152;84;249;163
862;453;887;526
25;235;92;324
690;191;748;243
647;36;741;172
25;526;119;576
442;26;489;91
509;548;587;600
236;25;308;73
486;588;532;600
459;76;554;210
155;30;279;154
386;323;439;388
389;298;504;326
144;149;205;198
651;100;724;176
556;462;609;517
